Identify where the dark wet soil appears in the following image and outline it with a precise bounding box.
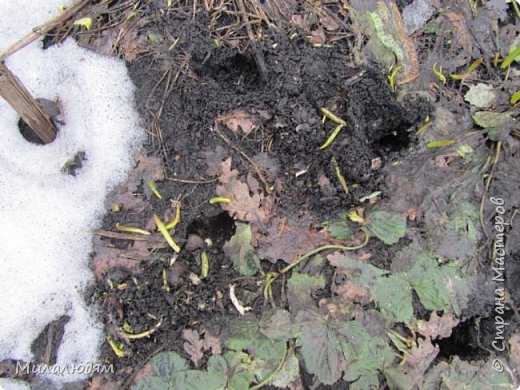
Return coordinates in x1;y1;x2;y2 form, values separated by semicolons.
127;21;430;221
87;11;430;385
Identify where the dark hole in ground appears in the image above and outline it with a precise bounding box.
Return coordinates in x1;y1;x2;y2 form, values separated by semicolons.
194;52;261;86
186;212;236;249
17;98;61;144
436;317;489;361
436;312;519;362
18;118;46;145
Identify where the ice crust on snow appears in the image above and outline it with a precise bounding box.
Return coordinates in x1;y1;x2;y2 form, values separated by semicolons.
0;0;144;387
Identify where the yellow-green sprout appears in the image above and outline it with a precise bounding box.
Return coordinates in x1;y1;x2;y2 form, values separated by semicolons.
154;214;181;253
73;17;92;30
115;223;151;236
432;63;447;85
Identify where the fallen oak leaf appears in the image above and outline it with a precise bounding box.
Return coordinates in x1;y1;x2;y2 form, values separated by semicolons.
216;109;257;135
216;158;271;225
90;236;153;281
182;329;205;367
203;145;227;176
257;216;331;264
416;311;460;340
333;279;372;305
201;329;222;355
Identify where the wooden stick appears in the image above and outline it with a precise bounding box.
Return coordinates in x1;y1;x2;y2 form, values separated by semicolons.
0;63;57;144
93;229;168;247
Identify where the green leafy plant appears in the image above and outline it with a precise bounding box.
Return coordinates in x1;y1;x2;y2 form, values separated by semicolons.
132;350;253;390
327;209;406;245
331;252;470;323
223;223;261;276
361;210;406;245
296;310;394;387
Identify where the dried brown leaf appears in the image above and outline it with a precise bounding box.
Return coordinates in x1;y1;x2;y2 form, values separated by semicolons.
182;328;222;368
333;280;372;305
182;328;205;367
406;337;439;367
257;216;330;263
203;145;227;176
317;173;336;197
90;236;152;281
259;0;297;20
309;28;327;46
252;153;279;182
88;373;126;390
77;17;148;61
417;312;460;340
201;329;222;355
444;11;473;68
388;1;419;85
385;337;439;387
320;14;340;31
216;158;271;224
216;109;257;135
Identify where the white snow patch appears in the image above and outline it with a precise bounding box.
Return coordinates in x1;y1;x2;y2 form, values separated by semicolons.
0;1;144;388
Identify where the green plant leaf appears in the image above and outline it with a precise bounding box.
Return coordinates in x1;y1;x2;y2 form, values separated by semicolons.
422;356;515;389
252;337;287;362
225;316;288;386
371;274;413;323
329;256;388;287
426;139;455;148
464;84;497;108
182;370;226;390
151;350;189;378
335;320;394;388
363;210;406;245
271;350;300;388
223;223;261;276
132;351;189;390
448;201;480;241
296;310;345;385
225;316;261;351
404;253;469;315
287;271;325;313
384;367;416;390
133;349;257;390
501;46;520;68
349;373;380;390
330;256;401;320
259;309;295;340
510;90;520;105
147;32;164;43
219;351;255;390
324;218;353;240
472;111;513;129
250;340;287;383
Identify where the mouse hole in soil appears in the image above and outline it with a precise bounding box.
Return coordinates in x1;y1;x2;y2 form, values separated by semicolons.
18;118;47;145
194;51;261;87
435;316;505;361
186;212;236;250
17;98;62;145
